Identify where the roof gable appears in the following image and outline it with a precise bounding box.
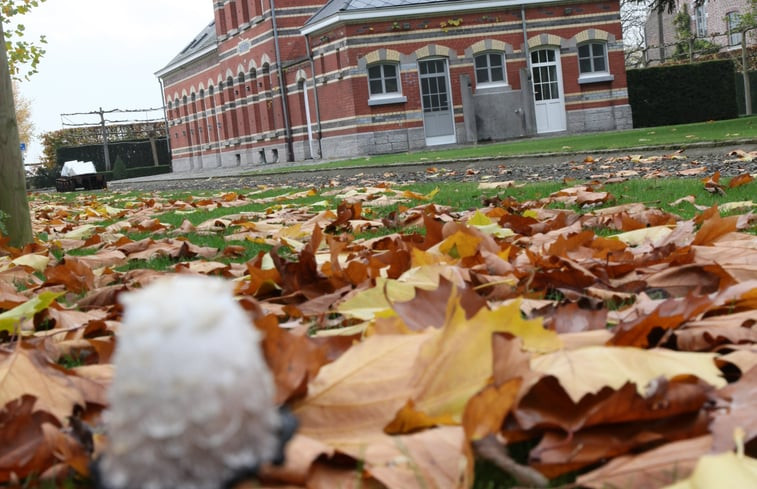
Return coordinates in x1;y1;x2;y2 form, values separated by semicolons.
156;21;217;77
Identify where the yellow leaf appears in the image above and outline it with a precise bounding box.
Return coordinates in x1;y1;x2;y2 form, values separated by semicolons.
531;346;726;403
424;187;440;200
719;200;755;212
663;451;757;489
468;211;515;238
337;277;416;320
468;211;493;226
523;209;539;219
612;225;673;246
11;254;50;272
439;230;481;259
388;297;560;432
63;224;97;240
410;247;447;268
0;292;64;334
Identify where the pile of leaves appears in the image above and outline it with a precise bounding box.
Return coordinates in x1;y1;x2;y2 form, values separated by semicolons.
1;175;756;488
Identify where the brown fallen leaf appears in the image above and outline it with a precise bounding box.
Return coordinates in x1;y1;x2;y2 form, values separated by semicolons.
728;172;755;188
0;395;59;481
577;435;712;488
0;342;86;424
710;365;757;454
293;332;429;450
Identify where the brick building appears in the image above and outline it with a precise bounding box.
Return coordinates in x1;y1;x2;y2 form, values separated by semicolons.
644;0;755;65
156;0;632;172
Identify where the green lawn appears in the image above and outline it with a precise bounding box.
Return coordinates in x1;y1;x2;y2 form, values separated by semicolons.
244;116;757;174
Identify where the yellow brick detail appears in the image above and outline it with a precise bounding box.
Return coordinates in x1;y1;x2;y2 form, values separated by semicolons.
364;51;380;64
528;34;562;48
388;49;401;62
575;29;610;42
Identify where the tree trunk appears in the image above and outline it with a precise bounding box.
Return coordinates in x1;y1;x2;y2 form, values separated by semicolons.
0;20;34;247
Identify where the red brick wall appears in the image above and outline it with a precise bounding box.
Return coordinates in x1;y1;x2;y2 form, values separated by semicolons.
164;0;629;159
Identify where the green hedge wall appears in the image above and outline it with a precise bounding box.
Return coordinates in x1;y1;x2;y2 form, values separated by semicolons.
101;165;172;182
628;60;739;128
734;71;757;115
55;138;170;172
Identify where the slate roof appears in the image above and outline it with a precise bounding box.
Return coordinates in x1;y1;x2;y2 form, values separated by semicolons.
157;21;217;75
306;0;452;26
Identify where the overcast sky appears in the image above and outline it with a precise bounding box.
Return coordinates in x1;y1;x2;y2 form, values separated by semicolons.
13;0;215;162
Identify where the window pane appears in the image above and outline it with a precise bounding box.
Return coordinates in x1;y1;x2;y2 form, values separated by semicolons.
546;50;555;62
383;64;396;78
550;82;559;99
579;58;592;73
369;80;383;94
368;65;381;79
489;53;502;68
593;56;606;72
385;77;397;93
476;67;489;83
491;67;504;82
578;45;590;59
531;51;539;64
592;43;605;57
475;55;487;68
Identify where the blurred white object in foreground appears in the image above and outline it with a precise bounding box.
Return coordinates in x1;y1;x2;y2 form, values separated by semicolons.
99;275;281;489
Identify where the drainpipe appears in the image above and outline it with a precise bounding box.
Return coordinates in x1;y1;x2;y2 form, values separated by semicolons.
304;34;323;158
521;5;529;72
158;78;172;162
269;0;294;162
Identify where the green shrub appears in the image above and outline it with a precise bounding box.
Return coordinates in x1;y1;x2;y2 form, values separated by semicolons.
0;210;7;237
112;156;128;180
628;60;738;127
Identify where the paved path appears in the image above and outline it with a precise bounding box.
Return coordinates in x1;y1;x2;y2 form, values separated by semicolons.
109;140;757;192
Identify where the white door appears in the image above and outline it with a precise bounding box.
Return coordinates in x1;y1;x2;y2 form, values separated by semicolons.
531;48;566;133
419;59;456;145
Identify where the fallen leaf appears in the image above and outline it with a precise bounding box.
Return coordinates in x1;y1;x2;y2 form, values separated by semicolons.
530;346;725;403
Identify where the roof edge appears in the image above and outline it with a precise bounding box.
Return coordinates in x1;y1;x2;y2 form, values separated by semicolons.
302;0;566;35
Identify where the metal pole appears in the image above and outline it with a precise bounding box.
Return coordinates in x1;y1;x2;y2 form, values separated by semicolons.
269;0;294;162
657;8;665;63
100;107;112;171
304;35;323;158
743;28;752;116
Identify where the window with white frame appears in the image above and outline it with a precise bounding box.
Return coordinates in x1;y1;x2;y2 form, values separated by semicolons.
578;42;607;74
474;52;507;86
367;63;406;105
695;3;707;37
727;11;742;46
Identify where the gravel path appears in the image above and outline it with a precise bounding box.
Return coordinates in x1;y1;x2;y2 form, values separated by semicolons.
109;143;757;193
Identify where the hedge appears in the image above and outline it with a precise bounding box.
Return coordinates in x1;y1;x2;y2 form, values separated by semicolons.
734;71;757;115
627;60;738;128
102;165;172;182
56;138;170;172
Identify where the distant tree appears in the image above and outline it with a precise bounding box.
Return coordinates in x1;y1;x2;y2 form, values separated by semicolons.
12;81;33;145
0;0;47;247
621;0;651;68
